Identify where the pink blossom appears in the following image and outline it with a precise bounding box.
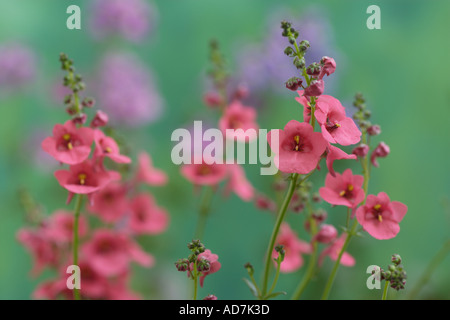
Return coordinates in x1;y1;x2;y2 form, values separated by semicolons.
371;142;390;167
46;210;88;243
41;120;95;165
272;223;312;273
219;101;258;142
319;56;336;79
90;110;109;128
313;224;338;244
224;164;254;201
87;182;129;223
128;193;169;235
325;144;357;177
197;249;221;288
82;229;154;276
295;91;312;123
319;169;365;209
268;120;327;174
315;98;361;146
355;192;407;240
319;234;355;267
352;144;369;158
135;152;168;186
94;130;131;164
181;157;228;186
304;79;324;98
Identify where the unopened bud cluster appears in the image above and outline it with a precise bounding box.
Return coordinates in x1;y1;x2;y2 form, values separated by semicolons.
175;239;211;274
379;254;407;291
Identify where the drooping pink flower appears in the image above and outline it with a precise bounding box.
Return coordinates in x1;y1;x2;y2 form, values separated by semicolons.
41;120;95;165
181;157;228;186
54;160;118;202
352;144;370;158
224;164;254;201
17;228;60;276
367;124;381;136
267;120;327;174
87;182;129;223
33;278;70;300
319;169;365;209
325;144;357;177
295;91;312;123
370;142;390;167
315;98;361;146
319;56;336;79
312;224;338;244
93;130;131;164
82;229;154;277
355;192;407;240
128;193;169;235
90;110;109;128
45;210;88;243
219;100;258;142
272;223;312;273
303;79;324;98
319;234;355;267
196;249;221;288
135;152;168;186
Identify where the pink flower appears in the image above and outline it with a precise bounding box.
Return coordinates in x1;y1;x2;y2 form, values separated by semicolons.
219;101;258;142
267;120;327;174
128;193;169;235
295;91;312;123
355;192;407;240
370;142;390;167
319;56;336;79
90;110;109;128
203;91;223;108
17;228;60;276
304;79;324;98
352;144;369;158
319;234;355;267
315;97;361;146
46;210;88;243
319;169;365;209
325;144;357;177
197;249;221;288
367;124;381;136
82;229;154;276
224;164;254;201
272;223;312;273
181;157;228;186
94;130;131;164
313;224;338;244
135;152;168;186
54;160;118;202
255;194;276;212
41;120;95;165
68;260;109;299
87;182;129;223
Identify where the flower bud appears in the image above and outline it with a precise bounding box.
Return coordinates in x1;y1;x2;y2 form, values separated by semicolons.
244;262;254;276
82;97;95;108
72;113;87;125
313;224;338;244
255;195;276;212
90;110;109;128
234;83;249;100
319;56;336;78
370;142;390;167
285;77;303;91
203;294;218;300
352;144;369;158
304;79;324;97
203;91;223;107
391;254;402;265
293;56;306;70
175;258;190;272
298;40;310;53
367;124;381;136
197;258;211;272
284;47;294;56
306;63;322;77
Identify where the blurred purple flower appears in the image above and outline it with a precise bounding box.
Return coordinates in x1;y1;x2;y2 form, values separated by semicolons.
0;43;36;90
90;0;157;43
23;130;58;173
95;52;163;127
234;7;342;103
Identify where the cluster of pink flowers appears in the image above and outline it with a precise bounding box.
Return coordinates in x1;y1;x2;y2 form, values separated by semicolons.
17;54;169;300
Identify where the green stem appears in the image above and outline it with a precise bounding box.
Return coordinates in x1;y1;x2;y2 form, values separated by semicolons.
266;257;282;298
382;281;389;300
408;239;450;299
194;187;214;240
193;261;198;300
346;207;351;229
261;173;299;296
72;194;84;300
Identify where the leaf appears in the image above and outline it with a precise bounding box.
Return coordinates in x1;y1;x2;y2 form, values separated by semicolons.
264;291;287;300
242;278;259;298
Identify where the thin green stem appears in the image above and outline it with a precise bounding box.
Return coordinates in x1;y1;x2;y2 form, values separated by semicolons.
346;207;351;229
382;281;389;300
408;239;450;299
194;187;214;240
72;194;84;300
266;257;282;298
193;260;198;300
261;173;299;296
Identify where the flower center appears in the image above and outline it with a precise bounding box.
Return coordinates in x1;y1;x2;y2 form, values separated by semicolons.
105;147;112;153
326;118;341;132
78;173;87;185
339;184;354;199
372;204;383;222
63;133;73;150
198;165;211;176
293;135;302;152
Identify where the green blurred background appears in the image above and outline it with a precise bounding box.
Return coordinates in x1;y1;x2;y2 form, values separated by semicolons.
0;0;449;300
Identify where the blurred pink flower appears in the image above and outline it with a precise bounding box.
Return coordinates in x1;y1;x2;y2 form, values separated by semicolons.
181;157;228;186
319;234;355;267
313;224;338;244
356;192;407;240
219;101;258;142
87;182;129;223
272;223;312;273
370;142;390;167
93;129;131;164
128;193;169;235
135;152;168;186
45;210;88;243
224;164;254;201
325;144;357;177
197;249;221;288
82;229;154;276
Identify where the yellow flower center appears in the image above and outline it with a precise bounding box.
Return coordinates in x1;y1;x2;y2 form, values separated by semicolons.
78;173;87;185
